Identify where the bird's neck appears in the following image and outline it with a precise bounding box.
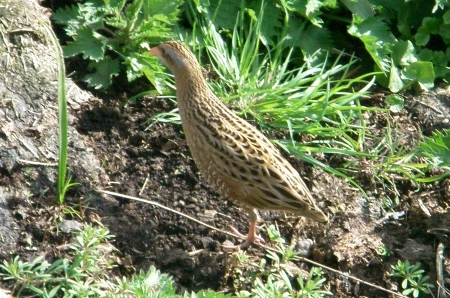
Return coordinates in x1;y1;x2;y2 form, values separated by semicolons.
174;68;216;107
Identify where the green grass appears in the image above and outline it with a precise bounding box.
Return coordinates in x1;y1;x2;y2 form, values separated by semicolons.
39;19;78;206
166;0;450;199
171;0;377;190
231;224;332;298
0;225;332;298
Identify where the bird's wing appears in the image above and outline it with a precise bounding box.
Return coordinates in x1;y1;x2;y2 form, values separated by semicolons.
197;108;328;222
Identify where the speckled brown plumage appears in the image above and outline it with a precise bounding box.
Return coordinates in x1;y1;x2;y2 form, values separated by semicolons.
149;41;328;248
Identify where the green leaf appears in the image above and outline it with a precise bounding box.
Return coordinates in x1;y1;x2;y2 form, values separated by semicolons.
140;58;168;94
439;23;450;40
120;0;145;34
415;28;430;46
64;27;107;61
417;48;433;61
104;0;126;9
423;17;442;34
416;129;450;167
415;17;442;46
403;61;435;90
53;2;106;36
385;94;404;113
391;40;417;67
142;0;183;18
298;24;332;53
388;63;403;93
52;4;81;26
429;51;450;77
285;0;336;26
201;0;241;29
248;0;282;46
443;9;450;24
401;278;409;290
340;0;374;19
402;288;414;295
84;56;120;89
54;0;182;90
348;16;396;72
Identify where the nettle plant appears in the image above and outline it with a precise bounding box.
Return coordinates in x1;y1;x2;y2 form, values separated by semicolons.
53;0;183;91
345;0;450;92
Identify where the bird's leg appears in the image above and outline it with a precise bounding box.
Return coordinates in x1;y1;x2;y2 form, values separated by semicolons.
225;208;265;249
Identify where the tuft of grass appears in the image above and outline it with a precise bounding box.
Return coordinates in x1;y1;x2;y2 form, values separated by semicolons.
2;224;330;297
152;0;450;210
39;19;76;205
171;0;378;187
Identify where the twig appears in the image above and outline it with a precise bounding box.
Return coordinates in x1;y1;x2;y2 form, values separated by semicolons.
15;136;39;159
18;159;58;166
294;254;406;297
417;100;443;114
436;242;447;298
96;189;406;297
138;175;150;196
96;189;246;241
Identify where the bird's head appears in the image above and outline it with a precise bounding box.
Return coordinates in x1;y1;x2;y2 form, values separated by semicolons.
149;41;199;76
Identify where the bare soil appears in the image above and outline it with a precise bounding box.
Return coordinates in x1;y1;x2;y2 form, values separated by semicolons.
1;0;450;297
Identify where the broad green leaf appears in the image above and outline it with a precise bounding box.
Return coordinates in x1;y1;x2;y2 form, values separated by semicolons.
416;129;450;167
53;3;105;36
286;16;330;66
52;5;81;26
297;24;332;53
397;1;436;37
388;63;403;93
416;49;450;78
417;48;434;61
204;0;241;29
340;0;374;19
142;0;183;20
391;40;417;67
64;28;107;61
285;0;336;26
385;94;404;113
415;27;430;46
439;23;450;40
85;56;120;89
423;17;442;33
403;61;435;90
248;0;282;46
443;9;450;24
348;16;396;72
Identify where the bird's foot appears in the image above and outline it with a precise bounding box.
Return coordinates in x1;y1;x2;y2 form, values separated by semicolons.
222;226;265;250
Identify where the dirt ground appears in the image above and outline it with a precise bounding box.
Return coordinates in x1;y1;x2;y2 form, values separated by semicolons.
69;87;450;297
1;0;450;297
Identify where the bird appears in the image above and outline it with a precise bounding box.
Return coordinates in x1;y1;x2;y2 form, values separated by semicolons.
149;41;328;248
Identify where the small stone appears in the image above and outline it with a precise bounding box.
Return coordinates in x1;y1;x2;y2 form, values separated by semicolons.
201;237;214;248
295;238;314;257
58;220;83;233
